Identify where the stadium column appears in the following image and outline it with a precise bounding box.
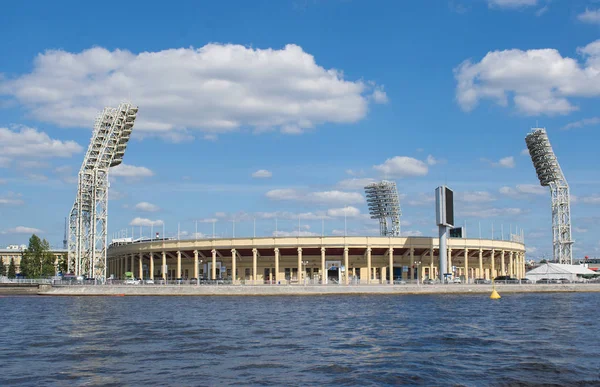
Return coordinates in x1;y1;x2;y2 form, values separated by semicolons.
478;249;483;279
130;254;134;274
139;253;143;280
194;250;198;280
509;251;514;277
252;248;258;283
366;247;372;284
389;247;394;285
297;248;302;283
211;249;217;280
231;249;236;283
344;247;349;285
447;248;452;278
491;249;495;279
429;248;434;280
176;251;182;279
274;248;280;283
410;248;414;282
149;253;154;280
501;251;506;275
464;249;469;284
161;252;166;280
321;247;326;285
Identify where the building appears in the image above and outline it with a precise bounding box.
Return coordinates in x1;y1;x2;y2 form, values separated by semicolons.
0;245;68;275
107;236;525;284
525;263;598;283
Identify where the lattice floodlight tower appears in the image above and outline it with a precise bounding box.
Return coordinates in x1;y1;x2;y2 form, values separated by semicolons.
68;102;138;280
364;180;401;236
525;128;573;265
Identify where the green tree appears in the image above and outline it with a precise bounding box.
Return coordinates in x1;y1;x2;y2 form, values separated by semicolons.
20;234;56;278
0;259;5;276
7;258;16;279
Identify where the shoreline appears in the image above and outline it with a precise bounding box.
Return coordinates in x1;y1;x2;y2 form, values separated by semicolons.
25;283;600;296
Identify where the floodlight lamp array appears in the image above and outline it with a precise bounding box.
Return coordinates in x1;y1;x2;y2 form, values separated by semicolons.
525;128;563;186
365;181;400;219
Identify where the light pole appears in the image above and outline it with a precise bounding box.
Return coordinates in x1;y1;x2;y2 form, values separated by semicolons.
415;260;422;286
302;260;309;285
197;259;203;286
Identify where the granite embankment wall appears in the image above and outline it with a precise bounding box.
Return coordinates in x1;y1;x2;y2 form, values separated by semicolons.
38;283;600;296
0;284;52;295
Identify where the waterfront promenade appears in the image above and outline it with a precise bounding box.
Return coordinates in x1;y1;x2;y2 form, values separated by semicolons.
32;283;600;296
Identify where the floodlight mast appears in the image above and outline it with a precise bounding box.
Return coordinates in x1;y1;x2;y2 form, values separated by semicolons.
525;128;572;265
68;102;138;280
364;180;401;237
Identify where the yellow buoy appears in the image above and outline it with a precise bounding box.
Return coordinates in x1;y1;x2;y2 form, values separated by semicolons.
490;289;501;299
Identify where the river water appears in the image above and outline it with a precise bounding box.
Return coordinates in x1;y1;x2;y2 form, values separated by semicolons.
1;293;599;386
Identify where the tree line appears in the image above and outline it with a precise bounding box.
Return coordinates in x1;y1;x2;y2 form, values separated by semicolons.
1;234;66;278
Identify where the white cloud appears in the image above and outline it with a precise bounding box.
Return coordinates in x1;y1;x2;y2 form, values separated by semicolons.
326;206;361;218
407;193;435;206
0;44;385;137
459;191;496;203
578;8;600;24
266;188;301;201
0;179;6;184
426;155;440;166
455;39;600;115
134;201;160;212
265;188;363;204
562;117;600;130
0;126;82;161
337;177;376;190
580;195;600;205
500;184;546;197
129;217;164;227
2;226;42;234
27;173;48;181
110;163;154;178
373;156;428;178
488;156;515;168
487;0;537;8
308;190;363;204
574;227;588;233
461;207;525;218
252;169;272;178
520;148;530;156
0;192;24;206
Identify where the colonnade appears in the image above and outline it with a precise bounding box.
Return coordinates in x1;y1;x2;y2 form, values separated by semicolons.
107;246;527;284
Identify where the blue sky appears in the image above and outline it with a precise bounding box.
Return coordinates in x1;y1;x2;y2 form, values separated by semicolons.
0;0;599;259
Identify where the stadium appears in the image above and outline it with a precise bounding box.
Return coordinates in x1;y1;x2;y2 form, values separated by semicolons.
106;235;526;284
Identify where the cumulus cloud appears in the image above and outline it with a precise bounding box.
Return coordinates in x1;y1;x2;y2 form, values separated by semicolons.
499;184;546;197
0;44;386;138
0;126;82;161
458;191;496;203
337;177;376;190
129;217;164;227
455;39;600;116
326;206;361;218
252;169;272;178
487;0;537;8
2;226;42;234
110;163;154;179
578;8;600;24
134;201;160;212
373;156;429;178
483;156;516;168
562;117;600;130
265;188;363;204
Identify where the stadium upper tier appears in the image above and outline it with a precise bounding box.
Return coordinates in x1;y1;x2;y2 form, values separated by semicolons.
107;236;526;284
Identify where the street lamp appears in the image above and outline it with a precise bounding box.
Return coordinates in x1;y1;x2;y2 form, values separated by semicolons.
415;261;422;286
302;260;309;285
197;259;203;286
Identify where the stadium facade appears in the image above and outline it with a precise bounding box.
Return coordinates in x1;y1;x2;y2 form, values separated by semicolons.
106;236;525;284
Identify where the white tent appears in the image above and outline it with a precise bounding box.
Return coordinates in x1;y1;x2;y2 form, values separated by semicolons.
526;263;597;283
